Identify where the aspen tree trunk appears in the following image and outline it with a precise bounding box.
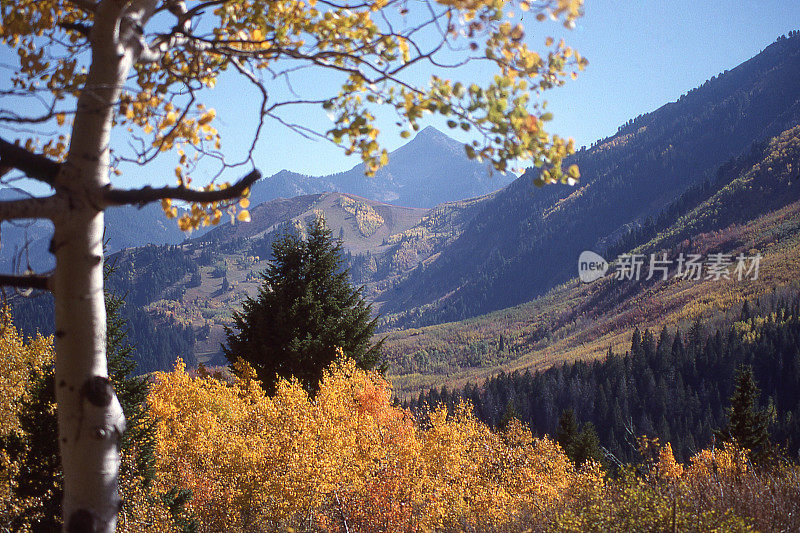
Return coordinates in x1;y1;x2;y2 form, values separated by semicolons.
54;1;153;530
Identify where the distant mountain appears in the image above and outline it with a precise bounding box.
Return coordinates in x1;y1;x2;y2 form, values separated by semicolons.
104;202;188;252
379;32;800;326
0;127;509;272
248;171;337;205
249;127;515;208
0;202;187;273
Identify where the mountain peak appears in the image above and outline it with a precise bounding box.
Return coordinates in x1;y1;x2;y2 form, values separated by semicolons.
414;126;449;141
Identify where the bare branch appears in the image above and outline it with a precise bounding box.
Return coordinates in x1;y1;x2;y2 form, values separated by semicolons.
0;195;62;221
103;169;261;206
0;273;51;291
58;21;93;38
66;0;98;13
0;138;61;185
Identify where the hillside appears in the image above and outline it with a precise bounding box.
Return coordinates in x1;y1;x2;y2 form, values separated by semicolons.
384;124;800;397
378;32;800;327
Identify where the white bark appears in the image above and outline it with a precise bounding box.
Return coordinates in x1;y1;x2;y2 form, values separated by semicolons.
54;1;156;531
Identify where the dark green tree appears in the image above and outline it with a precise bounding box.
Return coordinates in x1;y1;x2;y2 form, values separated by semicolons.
498;400;520;431
556;409;580;458
717;365;771;462
555;409;602;467
572;422;603;467
225;217;383;394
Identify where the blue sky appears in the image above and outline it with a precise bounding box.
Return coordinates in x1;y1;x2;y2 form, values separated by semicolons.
2;1;799;192
542;0;800;151
202;0;800;182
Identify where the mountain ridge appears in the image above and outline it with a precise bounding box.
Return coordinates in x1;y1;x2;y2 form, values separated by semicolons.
377;32;800;327
248;126;515;208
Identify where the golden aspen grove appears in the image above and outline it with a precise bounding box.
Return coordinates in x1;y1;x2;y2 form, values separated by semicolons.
5;318;800;531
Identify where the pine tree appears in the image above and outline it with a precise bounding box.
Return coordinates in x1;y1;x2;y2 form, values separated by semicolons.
556;410;603;467
556;409;580;458
740;300;752;321
573;423;603;467
225;217;383;394
717;365;771;462
631;328;643;358
498;400;520;431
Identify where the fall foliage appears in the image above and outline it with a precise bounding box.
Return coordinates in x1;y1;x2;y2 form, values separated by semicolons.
0;309;54;529
147;355;800;532
0;0;590;525
3;309;800;531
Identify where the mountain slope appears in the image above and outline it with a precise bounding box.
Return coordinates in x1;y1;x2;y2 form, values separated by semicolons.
380;33;800;326
384;123;800;397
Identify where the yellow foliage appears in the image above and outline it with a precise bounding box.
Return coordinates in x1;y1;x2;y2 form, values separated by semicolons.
149;357;600;531
685;441;749;484
655;442;684;481
117;450;181;533
0;309;53;434
339;195;385;237
0;310;54;528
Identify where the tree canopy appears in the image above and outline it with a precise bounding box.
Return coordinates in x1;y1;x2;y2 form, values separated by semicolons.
225;217;382;394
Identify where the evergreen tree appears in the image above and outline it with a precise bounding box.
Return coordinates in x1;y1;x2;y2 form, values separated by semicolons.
555;409;602;467
573;423;603;467
498;400;520;431
225;217;383;394
556;409;580;458
717;365;771;461
740;300;752;321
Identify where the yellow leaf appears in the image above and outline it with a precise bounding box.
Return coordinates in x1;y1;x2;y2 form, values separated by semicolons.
198;109;216;125
237;210;251;222
164;111;177;127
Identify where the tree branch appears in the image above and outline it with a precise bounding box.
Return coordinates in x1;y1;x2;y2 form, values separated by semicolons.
0;138;61;185
58;21;93;38
0;195;61;221
66;0;98;13
0;273;51;291
102;169;261;206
